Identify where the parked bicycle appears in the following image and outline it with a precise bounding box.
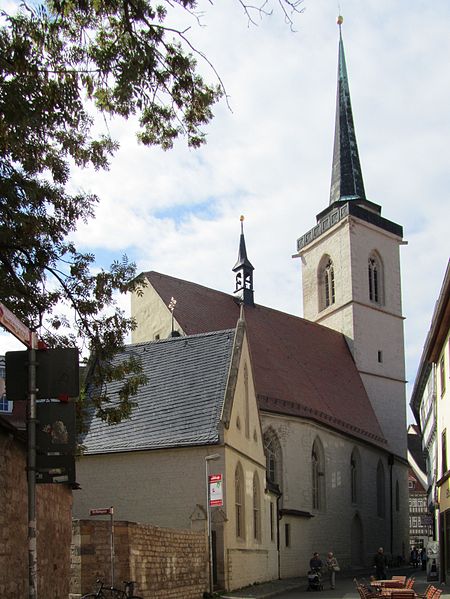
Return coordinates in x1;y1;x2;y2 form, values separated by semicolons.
81;578;143;599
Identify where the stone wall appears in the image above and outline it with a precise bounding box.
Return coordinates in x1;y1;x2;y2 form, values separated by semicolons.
71;519;208;599
0;426;72;599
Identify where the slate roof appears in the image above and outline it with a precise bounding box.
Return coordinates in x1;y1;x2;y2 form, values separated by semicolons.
408;430;426;473
144;271;387;449
81;329;235;455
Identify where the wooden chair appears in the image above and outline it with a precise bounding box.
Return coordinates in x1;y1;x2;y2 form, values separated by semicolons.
405;577;415;589
417;585;436;599
431;590;442;599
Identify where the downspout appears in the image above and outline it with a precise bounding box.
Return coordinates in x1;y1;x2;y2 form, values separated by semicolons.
277;493;282;580
389;454;394;555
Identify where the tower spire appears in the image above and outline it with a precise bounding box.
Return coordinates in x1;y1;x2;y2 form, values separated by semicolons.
232;215;254;306
329;15;366;205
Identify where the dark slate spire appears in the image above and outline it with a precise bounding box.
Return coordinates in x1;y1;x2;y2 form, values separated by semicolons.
232;216;254;306
329;16;366;205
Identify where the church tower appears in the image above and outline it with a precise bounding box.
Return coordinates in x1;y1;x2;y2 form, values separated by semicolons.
294;18;407;458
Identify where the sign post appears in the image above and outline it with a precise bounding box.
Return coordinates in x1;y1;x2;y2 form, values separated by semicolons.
0;303;37;599
90;507;115;587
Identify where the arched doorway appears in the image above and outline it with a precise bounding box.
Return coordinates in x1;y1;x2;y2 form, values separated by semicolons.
351;513;364;567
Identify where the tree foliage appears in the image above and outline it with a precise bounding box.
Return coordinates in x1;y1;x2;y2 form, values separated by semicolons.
0;0;302;424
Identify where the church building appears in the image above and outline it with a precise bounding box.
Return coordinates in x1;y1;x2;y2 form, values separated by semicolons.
75;19;409;592
130;18;409;579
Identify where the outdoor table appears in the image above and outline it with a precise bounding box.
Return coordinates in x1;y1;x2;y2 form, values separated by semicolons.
379;590;416;599
372;580;405;589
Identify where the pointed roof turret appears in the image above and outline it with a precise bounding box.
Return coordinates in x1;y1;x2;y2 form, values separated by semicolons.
329;16;366;204
232;216;254;306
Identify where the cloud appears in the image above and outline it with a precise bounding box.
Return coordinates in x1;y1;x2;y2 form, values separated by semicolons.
2;0;449;425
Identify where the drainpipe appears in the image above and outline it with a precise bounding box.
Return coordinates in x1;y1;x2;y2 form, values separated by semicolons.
277;493;282;580
388;454;394;556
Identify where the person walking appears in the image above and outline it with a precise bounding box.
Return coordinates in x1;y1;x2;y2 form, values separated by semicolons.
326;551;339;589
373;547;388;580
309;552;323;571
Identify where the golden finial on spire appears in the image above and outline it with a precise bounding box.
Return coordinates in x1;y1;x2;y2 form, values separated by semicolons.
240;215;244;222
337;15;343;26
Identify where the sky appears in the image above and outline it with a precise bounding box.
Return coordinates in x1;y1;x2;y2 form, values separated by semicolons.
1;0;449;422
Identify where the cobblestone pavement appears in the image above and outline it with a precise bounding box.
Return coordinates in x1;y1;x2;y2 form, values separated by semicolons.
220;567;449;599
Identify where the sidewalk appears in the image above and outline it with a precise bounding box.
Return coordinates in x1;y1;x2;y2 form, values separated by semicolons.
219;567;447;599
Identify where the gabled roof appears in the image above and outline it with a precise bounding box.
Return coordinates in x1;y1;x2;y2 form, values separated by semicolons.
81;329;235;455
144;271;387;448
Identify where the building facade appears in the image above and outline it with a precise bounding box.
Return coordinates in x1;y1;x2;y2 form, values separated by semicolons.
410;260;450;580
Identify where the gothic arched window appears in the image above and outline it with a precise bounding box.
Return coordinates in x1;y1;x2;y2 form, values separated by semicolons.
318;255;335;311
312;438;326;511
368;252;384;305
264;429;283;492
376;460;386;517
235;463;245;539
350;448;361;505
253;472;261;541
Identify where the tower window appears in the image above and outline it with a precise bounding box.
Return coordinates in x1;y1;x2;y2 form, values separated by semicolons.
368;252;384;305
318;255;335;311
377;350;383;363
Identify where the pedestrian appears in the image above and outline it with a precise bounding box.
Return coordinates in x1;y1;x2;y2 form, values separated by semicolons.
309;551;323;571
326;551;340;589
410;547;419;569
420;547;426;571
373;547;388;580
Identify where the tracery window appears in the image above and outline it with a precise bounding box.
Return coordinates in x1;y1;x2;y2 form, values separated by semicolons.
312;438;325;511
376;460;386;517
368;252;383;304
253;472;261;541
264;429;282;491
350;448;360;505
318;255;335;311
235;463;245;539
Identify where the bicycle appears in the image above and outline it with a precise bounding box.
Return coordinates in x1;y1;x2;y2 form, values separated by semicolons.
81;578;143;599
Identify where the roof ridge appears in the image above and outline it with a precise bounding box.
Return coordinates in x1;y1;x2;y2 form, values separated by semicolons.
126;327;236;350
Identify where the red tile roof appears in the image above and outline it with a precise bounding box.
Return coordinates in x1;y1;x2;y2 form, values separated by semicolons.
144;271;387;448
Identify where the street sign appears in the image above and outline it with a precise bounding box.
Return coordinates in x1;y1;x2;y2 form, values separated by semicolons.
6;348;79;400
90;508;114;516
0;302;32;347
209;473;223;507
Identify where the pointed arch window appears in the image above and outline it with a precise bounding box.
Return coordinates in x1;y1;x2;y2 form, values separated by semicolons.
235;463;245;539
368;252;384;305
264;429;283;493
253;472;261;541
318;255;335;311
350;448;361;505
312;438;325;511
376;460;386;518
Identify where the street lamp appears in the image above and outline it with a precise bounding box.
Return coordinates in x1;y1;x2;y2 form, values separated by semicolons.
205;453;220;595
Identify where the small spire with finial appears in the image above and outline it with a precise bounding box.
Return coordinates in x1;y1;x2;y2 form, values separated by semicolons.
233;215;254;306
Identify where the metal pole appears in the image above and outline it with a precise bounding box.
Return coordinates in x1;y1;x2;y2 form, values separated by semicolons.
28;332;38;599
205;459;212;595
110;507;115;588
205;454;220;595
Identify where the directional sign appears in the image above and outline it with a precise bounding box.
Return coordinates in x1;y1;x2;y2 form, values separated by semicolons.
90;508;114;516
0;302;32;347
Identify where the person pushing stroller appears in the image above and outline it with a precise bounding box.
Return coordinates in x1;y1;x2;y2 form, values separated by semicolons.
308;552;324;591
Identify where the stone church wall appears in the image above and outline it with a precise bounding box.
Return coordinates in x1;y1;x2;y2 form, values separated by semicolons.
0;427;72;599
70;519;208;599
261;414;409;578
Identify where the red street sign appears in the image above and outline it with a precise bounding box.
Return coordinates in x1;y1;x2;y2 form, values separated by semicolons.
209;473;223;507
0;302;32;347
90;508;113;516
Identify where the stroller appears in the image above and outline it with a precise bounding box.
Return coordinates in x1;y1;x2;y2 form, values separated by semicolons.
307;568;323;591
